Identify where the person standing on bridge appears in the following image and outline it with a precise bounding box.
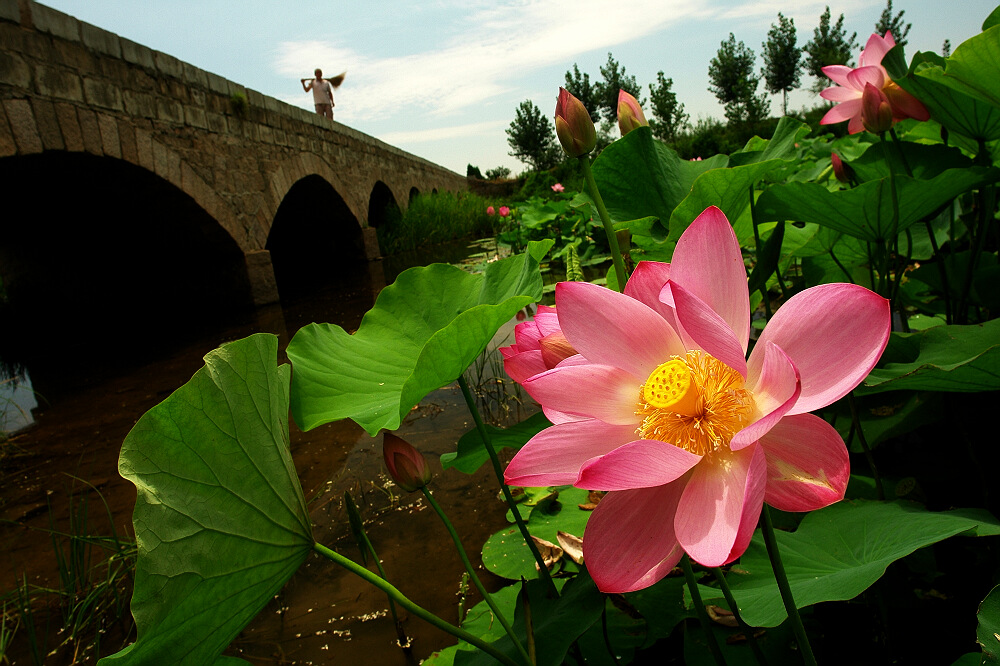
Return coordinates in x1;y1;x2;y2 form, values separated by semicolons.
301;69;344;120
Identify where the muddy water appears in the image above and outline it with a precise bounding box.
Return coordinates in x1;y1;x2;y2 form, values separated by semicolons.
0;238;536;664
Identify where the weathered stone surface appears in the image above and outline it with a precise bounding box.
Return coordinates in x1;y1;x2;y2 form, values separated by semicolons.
122;89;156;118
0;51;30;88
244;249;279;306
120;38;154;69
4;98;42;153
83;77;123;110
0;0;19;24
80;23;120;58
34;65;83;101
97;112;120;158
75;107;102;155
156;98;183;124
30;97;63;150
153;51;182;79
0;104;18;157
54;102;83;151
118;118;136;162
29;2;79;42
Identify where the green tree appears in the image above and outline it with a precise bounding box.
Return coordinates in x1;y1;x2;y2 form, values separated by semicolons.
466;164;483;179
485;166;511;180
761;13;802;116
708;33;770;128
647;71;688;142
875;0;911;48
563;64;599;122
942;39;951;57
803;6;859;92
506;100;561;171
595;52;643;125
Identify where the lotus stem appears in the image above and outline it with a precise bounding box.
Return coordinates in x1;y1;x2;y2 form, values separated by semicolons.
761;507;817;666
580;157;629;291
680;555;727;666
313;542;523;666
711;567;769;666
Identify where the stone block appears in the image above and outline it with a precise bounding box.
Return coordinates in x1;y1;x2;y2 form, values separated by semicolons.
246;89;265;108
122;90;156;118
0;105;17;157
205;71;228;95
206;111;226;134
181;62;207;89
134;127;153;170
33;65;83;101
117;119;136;163
97;113;120;158
29;2;80;42
151;138;168;178
166;147;181;185
0;52;30;89
154;51;183;79
156;98;184;124
3;98;42;154
83;77;123;111
30;98;63;150
120;38;155;69
53;39;97;74
184;105;207;129
52;102;82;151
80;22;121;58
0;0;19;23
76;107;102;155
258;124;273;145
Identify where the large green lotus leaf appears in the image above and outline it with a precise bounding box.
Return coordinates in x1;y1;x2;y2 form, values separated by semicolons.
755;168;996;241
979;585;1000;662
667;118;808;245
858;318;1000;394
457;575;605;666
625;576;692;645
935;25;1000;111
287;243;550;434
482;487;592;580
727;500;1000;627
848;140;975;182
591;125;727;230
883;47;1000;143
440;412;550;474
101;334;312;665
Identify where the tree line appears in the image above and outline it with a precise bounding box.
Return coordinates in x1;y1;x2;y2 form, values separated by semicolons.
504;0;925;172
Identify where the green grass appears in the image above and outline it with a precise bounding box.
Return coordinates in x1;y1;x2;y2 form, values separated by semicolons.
376;191;513;255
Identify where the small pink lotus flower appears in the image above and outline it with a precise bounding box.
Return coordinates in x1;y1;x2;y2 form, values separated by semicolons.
551;183;565;193
383;432;431;492
486;206;496;216
503;206;891;593
861;83;894;134
499;206;510;218
831;153;852;183
617;89;648;136
501;304;578;389
819;31;929;134
555;87;597;157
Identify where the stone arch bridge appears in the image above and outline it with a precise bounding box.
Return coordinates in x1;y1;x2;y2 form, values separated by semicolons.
0;0;468;312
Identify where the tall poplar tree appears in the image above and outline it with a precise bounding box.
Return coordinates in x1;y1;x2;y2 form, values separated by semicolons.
563;64;600;122
708;33;770;127
506;100;560;171
761;13;802;116
803;6;858;92
648;71;689;142
875;0;911;47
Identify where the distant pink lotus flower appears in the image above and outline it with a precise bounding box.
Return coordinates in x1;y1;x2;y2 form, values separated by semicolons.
503;206;891;593
691;157;702;161
499;206;510;217
486;206;495;215
819;31;929;134
617;89;648;136
551;183;565;193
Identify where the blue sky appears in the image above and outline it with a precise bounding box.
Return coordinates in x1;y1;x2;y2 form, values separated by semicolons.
41;1;996;175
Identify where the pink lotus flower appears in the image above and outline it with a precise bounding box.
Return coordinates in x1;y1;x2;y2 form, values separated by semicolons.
502;304;577;380
383;432;431;492
499;206;511;218
555;87;597;157
486;206;496;216
551;183;565;193
617;89;648;136
503;206;890;593
820;31;929;134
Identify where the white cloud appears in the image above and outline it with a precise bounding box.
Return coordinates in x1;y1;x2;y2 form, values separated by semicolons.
273;0;715;122
377;120;507;144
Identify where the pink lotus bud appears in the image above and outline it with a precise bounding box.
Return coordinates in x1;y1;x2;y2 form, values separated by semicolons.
383;432;431;492
555;87;596;157
499;206;510;217
861;83;893;134
616;89;648;136
831;153;853;184
486;206;495;215
551;183;565;193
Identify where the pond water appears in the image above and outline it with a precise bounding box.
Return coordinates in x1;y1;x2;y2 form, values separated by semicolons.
0;237;537;664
